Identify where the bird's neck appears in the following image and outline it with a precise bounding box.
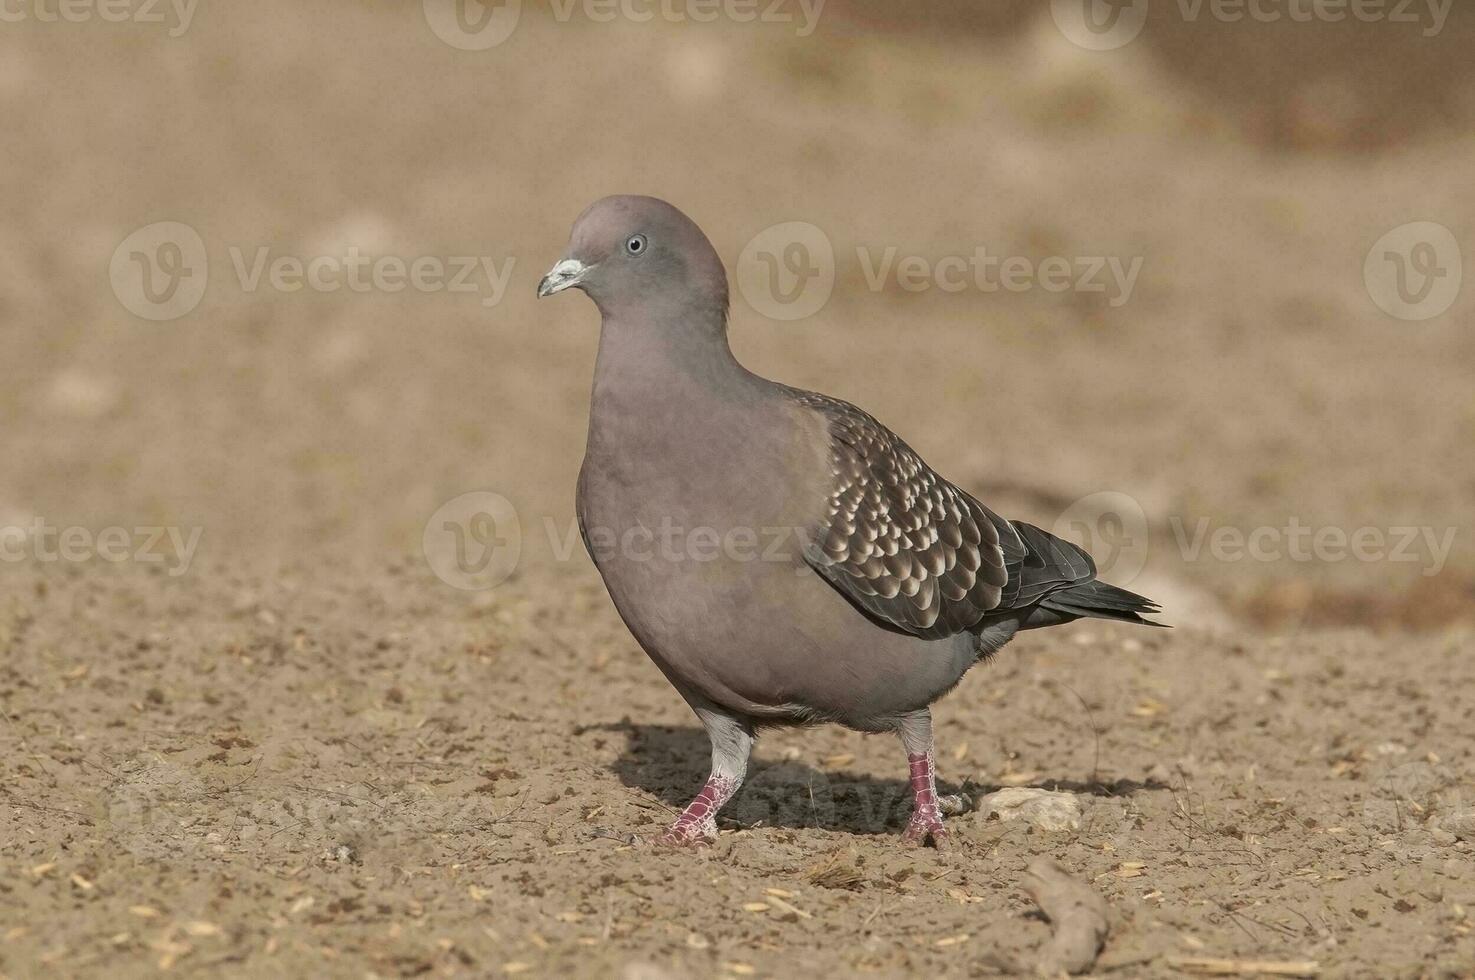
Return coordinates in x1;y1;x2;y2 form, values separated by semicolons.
589;312;754;413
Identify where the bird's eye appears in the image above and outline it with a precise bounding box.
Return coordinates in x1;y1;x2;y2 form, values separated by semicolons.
625;234;647;255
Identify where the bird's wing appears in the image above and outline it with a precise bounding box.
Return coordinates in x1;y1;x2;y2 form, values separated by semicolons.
995;519;1097;608
791;390;1016;639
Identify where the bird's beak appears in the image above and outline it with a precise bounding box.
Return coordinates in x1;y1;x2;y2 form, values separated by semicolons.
537;258;588;298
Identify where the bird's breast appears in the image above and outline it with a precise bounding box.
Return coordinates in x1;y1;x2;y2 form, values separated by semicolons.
573;392;973;725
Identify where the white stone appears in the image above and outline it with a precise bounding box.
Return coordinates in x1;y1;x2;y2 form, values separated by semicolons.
976;788;1082;832
1443;807;1475;842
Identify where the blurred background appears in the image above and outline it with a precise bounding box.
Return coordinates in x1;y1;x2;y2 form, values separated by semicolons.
3;0;1472;635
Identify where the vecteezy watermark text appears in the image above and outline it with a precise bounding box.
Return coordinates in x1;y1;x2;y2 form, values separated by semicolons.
0;0;198;36
110;221;515;321
551;518;815;566
1172;517;1456;577
1171;0;1452;35
422;492;830;590
1050;0;1452;52
228;246;514;306
546;0;824;33
423;490;1462;591
421;0;824;51
854;247;1142;306
1053;497;1457;583
0;519;203;576
735;221;1143;321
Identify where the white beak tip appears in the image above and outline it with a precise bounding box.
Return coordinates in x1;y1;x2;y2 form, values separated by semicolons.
538;258;588;298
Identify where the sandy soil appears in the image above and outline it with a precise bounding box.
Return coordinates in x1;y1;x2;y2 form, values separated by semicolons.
2;2;1473;977
3;563;1473;977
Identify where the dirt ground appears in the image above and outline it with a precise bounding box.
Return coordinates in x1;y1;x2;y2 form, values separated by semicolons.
3;563;1473;977
2;2;1473;977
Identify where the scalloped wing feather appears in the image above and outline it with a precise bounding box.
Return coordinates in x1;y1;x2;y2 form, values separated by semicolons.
793;391;1013;639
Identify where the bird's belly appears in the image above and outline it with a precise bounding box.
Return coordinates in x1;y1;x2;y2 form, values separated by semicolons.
580;499;977;727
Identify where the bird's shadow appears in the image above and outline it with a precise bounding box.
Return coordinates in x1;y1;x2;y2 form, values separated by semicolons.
581;720;1169;836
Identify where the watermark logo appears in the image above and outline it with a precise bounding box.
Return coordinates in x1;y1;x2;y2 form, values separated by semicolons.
1359;759;1449;832
1364;221;1462;322
737;221;835;321
737;761;838;830
423;491;522;590
1052;491;1151;585
1050;0;1149;51
105;763;209;860
422;0;522;51
110;221;209;321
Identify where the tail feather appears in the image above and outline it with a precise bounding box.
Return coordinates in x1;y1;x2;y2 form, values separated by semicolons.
1038;578;1168;628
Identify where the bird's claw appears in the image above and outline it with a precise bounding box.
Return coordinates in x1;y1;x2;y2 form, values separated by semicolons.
652;831;713;848
938;792;973;816
902;810;950;848
652;817;716;848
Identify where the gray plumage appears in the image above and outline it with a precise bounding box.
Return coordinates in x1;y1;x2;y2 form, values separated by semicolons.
538;195;1162;846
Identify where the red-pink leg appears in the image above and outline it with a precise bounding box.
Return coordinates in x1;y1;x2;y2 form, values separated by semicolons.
903;749;949;846
652;705;753;848
654;773;741;847
898;708;963;847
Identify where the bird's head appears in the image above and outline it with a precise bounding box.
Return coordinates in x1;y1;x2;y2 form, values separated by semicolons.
538;196;728;324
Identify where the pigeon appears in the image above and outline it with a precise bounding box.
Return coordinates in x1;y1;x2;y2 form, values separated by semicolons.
538;195;1162;847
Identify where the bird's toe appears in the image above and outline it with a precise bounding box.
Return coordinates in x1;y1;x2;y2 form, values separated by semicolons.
938;793;973;816
652;819;717;848
901;814;950;849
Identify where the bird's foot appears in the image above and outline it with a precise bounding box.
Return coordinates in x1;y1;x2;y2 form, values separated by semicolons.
902;805;950;848
652;815;716;848
651;773;738;848
900;746;964;848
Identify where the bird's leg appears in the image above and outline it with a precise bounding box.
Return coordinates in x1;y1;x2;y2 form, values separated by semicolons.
897;709;967;847
654;705;753;847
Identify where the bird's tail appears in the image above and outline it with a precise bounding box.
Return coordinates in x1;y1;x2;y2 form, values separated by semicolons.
1037;578;1167;628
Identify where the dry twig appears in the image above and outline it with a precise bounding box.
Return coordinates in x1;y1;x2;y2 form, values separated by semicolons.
1021;858;1109;976
1165;956;1320;977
